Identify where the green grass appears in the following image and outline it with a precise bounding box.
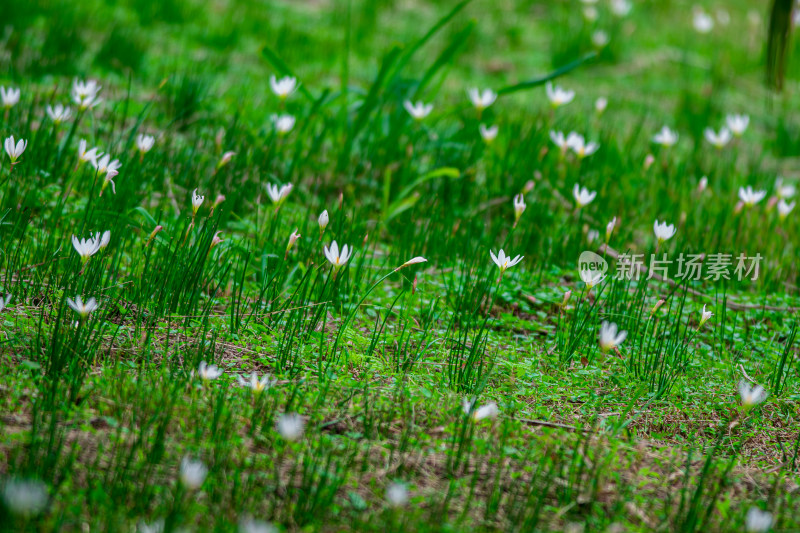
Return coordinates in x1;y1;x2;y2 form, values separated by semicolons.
1;0;799;531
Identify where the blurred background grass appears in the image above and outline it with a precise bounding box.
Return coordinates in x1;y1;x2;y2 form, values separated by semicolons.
4;0;799;114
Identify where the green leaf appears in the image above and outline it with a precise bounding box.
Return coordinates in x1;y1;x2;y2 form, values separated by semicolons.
395;167;460;203
384;167;460;223
130;206;158;228
497;52;597;96
338;46;402;169
389;0;473;85
384;194;420;224
413;21;475;99
350;46;402;139
21;360;41;370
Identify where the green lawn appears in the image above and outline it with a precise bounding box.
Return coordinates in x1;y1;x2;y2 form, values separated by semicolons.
1;0;799;531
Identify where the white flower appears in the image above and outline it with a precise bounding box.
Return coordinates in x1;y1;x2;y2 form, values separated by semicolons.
136;134;155;154
101;170;118;195
0;86;21;108
653;220;676;242
46;104;72;124
276;413;305;441
595;97;608;113
237;372;277;394
462;398;499;421
599;321;627;351
238;517;278;533
479;124;499;143
179;457;208;489
78;139;102;165
573;184;597;207
745;507;773;532
587;229;600;243
738;186;766;206
92;153;122;176
698;176;708;193
1;478;48;516
266;183;292;206
269;75;298;99
605;217;617;241
513;194;526;222
138;519;165;533
403;100;433;120
738;381;767;409
699;304;713;328
271;114;295;134
580;268;606;289
545;81;575;107
652;126;679;147
610;0;632;17
726;114;749;136
550;130;570;152
467;88;497;111
323;241;352;269
775;177;795;199
92;154;122;193
67;296;98;318
474;402;499;421
72;234;104;262
386;482;409;508
591;30;610;48
693;10;714;33
0;294;11;313
191;188;205;215
461;398;473;414
704;127;731;149
583;6;598;21
490;249;523;274
4;135;27;164
567;132;600;158
99;230;111;250
71;79;102;109
318;210;329;231
198;361;223;381
778;199;795;219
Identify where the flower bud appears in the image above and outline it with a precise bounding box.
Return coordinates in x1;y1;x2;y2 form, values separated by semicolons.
605;217;617;242
561;290;572;307
217;151;235;169
513;194;526;223
146;225;164;246
286;229;300;253
650;298;665;316
210;231;223;250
